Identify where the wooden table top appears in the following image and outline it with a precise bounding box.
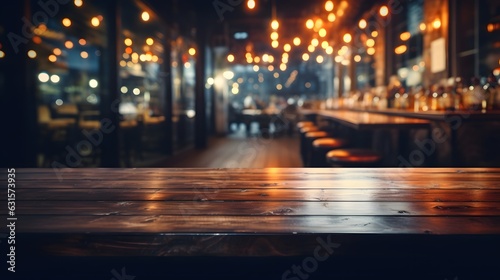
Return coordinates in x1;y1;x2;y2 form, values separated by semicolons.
3;168;500;259
4;168;500;278
302;109;430;130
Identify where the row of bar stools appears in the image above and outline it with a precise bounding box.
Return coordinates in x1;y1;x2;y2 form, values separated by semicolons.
310;138;348;167
326;149;382;167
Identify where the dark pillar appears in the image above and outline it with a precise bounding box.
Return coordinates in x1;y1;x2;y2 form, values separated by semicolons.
0;0;38;167
163;27;174;155
195;15;207;149
100;0;121;167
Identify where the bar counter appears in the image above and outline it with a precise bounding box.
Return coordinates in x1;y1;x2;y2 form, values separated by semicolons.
301;108;500;167
2;168;500;278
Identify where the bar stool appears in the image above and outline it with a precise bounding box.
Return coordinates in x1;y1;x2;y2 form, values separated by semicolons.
299;126;320;163
326;149;382;167
304;131;330;166
296;121;315;129
311;138;348;167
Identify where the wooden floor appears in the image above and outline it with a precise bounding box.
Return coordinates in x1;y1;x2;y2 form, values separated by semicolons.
153;126;303;168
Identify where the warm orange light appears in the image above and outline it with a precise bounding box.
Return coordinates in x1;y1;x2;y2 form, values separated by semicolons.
146;38;154;46
33;36;42;44
311;38;319;47
379;6;389;17
432;18;442;29
343;33;352;43
62;18;71;27
419;23;427;31
188;47;196;56
314;19;323;30
319;28;327;38
53;48;62;56
293;37;301;46
227;54;235;62
283;43;291;52
270;31;279;41
354;55;362;62
124;38;133;46
65;41;74;49
316;55;324;63
141;11;150;21
306;19;314;29
328;13;336;22
302;53;310;61
27;50;37;59
125;47;133;54
359;19;367;29
395;45;407;55
91;17;100;27
325;1;334;12
371;31;379;37
74;0;83;7
48;54;57;62
366;38;375;47
325;46;333;54
247;0;256;10
271;40;279;48
79;38;86;45
81;51;89;59
271;20;279;30
308;45;315;53
321;41;329;49
367;47;376;55
400;32;411;41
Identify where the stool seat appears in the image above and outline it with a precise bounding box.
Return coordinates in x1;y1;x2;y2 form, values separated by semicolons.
305;131;329;139
296;121;315;129
327;149;382;167
300;126;319;134
310;138;349;167
313;138;347;149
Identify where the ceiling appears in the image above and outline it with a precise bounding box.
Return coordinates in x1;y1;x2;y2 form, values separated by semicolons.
146;0;380;64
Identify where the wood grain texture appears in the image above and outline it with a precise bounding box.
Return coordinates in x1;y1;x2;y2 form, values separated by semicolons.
4;168;500;261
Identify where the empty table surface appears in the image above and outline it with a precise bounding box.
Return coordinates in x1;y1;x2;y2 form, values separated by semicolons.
3;168;500;278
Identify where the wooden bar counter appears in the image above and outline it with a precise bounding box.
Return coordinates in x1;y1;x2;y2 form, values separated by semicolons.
2;168;500;279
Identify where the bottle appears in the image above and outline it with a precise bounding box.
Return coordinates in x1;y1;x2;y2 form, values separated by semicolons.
442;85;455;111
469;77;485;111
429;85;441;111
453;77;465;110
484;74;498;110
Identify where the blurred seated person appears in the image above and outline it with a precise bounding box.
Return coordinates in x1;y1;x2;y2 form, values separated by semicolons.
282;98;299;135
228;101;243;132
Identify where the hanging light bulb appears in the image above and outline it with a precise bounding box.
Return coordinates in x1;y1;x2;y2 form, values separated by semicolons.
247;0;256;10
